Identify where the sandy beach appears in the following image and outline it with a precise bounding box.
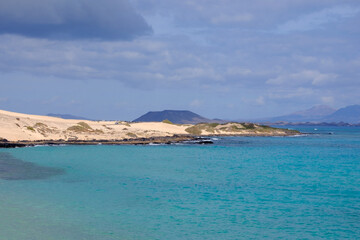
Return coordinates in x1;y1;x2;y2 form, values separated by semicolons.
0;109;299;145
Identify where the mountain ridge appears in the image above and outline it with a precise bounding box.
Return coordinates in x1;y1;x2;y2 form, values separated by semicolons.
260;105;336;122
256;105;360;124
133;110;212;124
322;105;360;123
47;113;93;121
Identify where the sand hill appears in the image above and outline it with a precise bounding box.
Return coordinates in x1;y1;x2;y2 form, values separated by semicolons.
0;109;298;142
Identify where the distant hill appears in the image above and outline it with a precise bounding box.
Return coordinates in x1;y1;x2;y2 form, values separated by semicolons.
258;105;336;123
257;104;360;124
47;113;92;120
133;110;213;124
322;105;360;123
291;105;336;120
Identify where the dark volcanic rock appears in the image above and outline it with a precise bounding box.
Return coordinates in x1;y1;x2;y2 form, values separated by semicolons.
0;142;27;148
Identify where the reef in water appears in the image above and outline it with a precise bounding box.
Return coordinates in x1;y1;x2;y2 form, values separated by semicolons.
0;152;65;180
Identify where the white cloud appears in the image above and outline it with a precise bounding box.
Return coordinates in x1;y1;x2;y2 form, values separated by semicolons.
268;87;314;100
226;67;252;76
267;70;337;86
0;0;152;40
211;13;253;24
321;96;334;104
277;5;360;33
256;96;265;105
190;99;202;107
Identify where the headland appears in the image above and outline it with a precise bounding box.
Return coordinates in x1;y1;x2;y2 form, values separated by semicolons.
0;109;300;148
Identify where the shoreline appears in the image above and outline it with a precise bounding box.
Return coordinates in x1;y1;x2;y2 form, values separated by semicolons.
0;109;301;145
0;135;198;148
0;132;302;148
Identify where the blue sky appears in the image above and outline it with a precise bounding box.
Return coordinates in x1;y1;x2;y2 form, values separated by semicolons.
0;0;359;120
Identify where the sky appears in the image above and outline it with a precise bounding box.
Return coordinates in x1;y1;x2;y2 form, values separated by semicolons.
0;0;359;120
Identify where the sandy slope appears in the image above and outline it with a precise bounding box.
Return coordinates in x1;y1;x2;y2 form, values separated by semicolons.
0;109;188;141
0;109;298;142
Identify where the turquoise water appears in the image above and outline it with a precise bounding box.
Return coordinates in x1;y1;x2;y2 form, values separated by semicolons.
0;126;359;239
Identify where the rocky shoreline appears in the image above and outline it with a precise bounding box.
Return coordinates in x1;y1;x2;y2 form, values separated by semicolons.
0;131;302;148
0;135;211;148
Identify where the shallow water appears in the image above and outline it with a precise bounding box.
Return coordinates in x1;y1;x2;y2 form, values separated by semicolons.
0;152;64;180
0;126;359;239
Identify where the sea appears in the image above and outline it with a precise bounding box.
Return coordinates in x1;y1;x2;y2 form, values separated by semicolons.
0;126;359;239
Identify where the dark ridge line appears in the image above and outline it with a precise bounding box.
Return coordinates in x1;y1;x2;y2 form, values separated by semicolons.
0;135;206;148
0;131;303;148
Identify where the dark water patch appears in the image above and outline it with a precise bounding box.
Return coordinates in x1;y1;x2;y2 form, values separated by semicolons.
0;152;65;180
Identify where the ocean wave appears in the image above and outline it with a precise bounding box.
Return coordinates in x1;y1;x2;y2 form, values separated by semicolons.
289;134;309;137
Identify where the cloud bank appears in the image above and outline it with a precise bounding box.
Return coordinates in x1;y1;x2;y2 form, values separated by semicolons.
1;0;360;119
0;0;152;40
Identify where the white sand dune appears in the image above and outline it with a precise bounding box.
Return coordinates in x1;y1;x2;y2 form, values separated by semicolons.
0;109;188;141
0;109;297;142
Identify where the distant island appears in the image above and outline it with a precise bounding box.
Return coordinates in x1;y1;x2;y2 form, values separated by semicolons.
47;113;93;121
251;105;360;126
133;110;224;124
134;106;360;127
268;121;360;127
0;109;300;148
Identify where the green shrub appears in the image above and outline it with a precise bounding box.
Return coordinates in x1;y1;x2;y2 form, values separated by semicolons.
67;122;94;132
67;125;85;132
77;122;92;130
34;122;48;128
185;123;221;135
102;125;112;130
230;125;242;131
26;126;35;132
162;119;173;124
126;133;137;138
122;122;131;127
208;123;219;128
185;126;202;135
243;123;255;129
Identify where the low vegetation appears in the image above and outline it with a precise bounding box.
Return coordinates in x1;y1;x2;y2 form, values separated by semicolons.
34;122;48;128
208;123;220;128
185;123;220;135
67;122;103;134
67;122;92;132
185;125;203;135
126;132;137;138
78;122;92;130
185;122;299;136
27;122;61;137
102;125;113;130
26;126;35;132
242;123;256;129
115;121;131;127
162;119;174;124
